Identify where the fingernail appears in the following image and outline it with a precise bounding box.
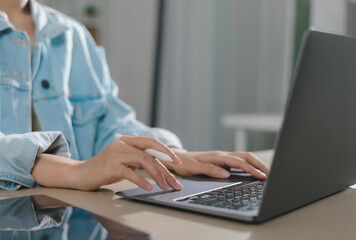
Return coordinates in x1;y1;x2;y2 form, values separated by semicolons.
260;172;267;179
162;181;169;190
218;170;230;178
173;155;182;164
174;180;183;190
145;183;153;191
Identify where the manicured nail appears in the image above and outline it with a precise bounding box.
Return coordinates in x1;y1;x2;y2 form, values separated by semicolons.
174;180;183;190
145;183;153;191
260;172;267;179
162;181;169;190
218;170;230;178
174;155;182;164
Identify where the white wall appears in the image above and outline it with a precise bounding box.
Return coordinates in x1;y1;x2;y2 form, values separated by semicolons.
310;0;348;34
100;0;157;125
158;0;295;151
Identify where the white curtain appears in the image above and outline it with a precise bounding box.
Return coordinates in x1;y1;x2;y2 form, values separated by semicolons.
158;0;295;151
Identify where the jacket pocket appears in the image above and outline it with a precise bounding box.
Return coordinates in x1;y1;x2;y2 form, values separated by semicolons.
0;57;31;90
70;97;107;126
0;69;30;91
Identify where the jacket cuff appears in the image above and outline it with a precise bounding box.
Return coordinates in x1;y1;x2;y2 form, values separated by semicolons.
115;127;183;149
0;131;70;190
140;128;183;149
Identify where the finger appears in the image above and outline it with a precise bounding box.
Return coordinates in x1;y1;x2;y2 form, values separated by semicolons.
113;152;141;168
109;140;178;190
239;152;269;175
119;167;153;191
224;156;267;179
118;135;181;165
154;160;183;190
133;152;173;190
191;162;230;178
203;152;268;179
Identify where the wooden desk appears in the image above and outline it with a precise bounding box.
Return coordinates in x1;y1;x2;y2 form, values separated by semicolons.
1;150;355;240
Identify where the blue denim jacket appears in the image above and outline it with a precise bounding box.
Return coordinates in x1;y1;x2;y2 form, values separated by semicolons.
0;0;182;190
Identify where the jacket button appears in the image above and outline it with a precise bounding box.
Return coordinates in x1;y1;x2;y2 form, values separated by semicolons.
41;80;50;89
41;235;49;240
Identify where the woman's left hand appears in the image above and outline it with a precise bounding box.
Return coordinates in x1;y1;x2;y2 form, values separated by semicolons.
162;149;269;179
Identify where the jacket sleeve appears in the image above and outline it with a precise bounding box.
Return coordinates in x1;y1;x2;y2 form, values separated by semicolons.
0;131;70;190
80;28;183;155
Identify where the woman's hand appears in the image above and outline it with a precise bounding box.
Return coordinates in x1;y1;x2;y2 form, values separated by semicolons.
162;149;269;179
32;136;183;191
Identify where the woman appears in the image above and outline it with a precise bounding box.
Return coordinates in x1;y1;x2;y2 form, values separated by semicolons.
0;0;268;192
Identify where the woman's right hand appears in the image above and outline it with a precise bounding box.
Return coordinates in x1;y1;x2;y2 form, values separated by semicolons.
75;136;183;191
32;136;183;191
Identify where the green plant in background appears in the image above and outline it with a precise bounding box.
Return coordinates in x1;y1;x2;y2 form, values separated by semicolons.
85;4;98;17
293;0;310;72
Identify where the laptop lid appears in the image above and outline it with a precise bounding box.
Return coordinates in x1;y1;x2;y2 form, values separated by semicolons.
118;30;356;223
257;29;356;222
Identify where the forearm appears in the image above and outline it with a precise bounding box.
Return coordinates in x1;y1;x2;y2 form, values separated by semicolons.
31;154;82;189
31;140;185;192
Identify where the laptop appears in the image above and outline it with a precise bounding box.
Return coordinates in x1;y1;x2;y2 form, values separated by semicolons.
117;30;356;223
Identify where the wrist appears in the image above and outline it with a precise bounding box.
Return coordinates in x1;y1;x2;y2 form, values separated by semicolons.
69;160;86;190
32;154;83;190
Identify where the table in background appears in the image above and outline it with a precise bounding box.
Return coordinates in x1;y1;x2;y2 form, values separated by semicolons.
222;114;283;151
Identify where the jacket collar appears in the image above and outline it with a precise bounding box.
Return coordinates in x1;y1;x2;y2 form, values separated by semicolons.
0;0;70;41
0;10;11;31
31;0;70;41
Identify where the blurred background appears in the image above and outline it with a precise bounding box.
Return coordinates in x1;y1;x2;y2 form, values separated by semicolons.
38;0;354;152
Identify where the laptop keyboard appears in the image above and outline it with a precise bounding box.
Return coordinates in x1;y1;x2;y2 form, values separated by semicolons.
176;181;265;212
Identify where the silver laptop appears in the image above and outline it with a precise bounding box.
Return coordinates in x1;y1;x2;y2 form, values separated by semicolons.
117;30;356;223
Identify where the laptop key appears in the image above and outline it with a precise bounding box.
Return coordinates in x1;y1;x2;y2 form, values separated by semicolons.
202;199;226;206
182;180;265;212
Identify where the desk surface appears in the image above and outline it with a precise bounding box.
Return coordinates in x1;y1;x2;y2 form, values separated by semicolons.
1;150;355;240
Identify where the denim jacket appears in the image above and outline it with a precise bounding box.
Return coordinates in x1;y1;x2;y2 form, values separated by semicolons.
0;0;182;190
